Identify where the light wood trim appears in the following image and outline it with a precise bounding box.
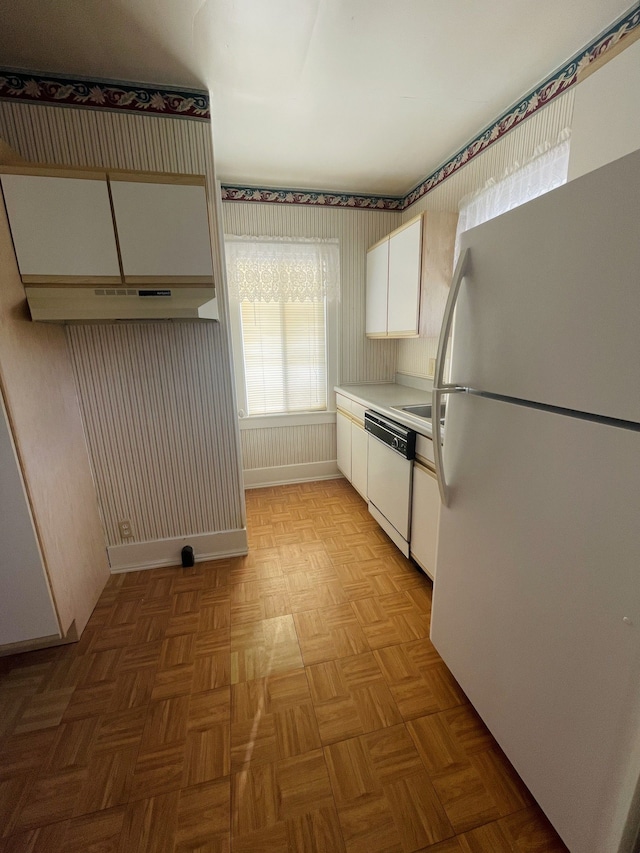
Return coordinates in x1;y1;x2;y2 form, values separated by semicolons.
366;332;391;339
414;457;437;477
0;140;27;166
108;171;206;186
22;275;123;285
387;212;423;241
336;400;365;429
388;330;420;338
366;214;426;254
366;233;390;253
123;275;214;286
577;26;640;83
0;163;206;183
106;177;126;283
0;165;108;180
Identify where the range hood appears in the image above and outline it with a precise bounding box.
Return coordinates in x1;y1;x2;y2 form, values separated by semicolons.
25;284;219;323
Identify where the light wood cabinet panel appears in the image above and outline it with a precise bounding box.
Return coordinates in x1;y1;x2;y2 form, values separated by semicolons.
419;212;458;337
0;173;120;280
410;462;440;579
351;420;368;500
365;238;389;336
336;410;352;480
387;217;422;336
110;179;214;281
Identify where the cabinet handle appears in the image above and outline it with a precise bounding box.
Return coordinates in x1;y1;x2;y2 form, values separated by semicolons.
433;248;470;506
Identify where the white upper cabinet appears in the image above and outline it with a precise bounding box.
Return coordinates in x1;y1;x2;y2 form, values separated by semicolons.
366;212;457;340
109;178;214;282
569;39;640;182
365;238;389;336
387;217;422;336
0;173;120;281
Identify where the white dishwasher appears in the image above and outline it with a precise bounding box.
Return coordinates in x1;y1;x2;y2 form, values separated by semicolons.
364;410;416;557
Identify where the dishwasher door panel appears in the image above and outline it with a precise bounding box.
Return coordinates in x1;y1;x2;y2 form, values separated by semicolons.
367;434;412;540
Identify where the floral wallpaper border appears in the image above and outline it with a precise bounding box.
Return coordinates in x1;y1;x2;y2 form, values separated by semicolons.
0;2;638;209
0;70;210;120
402;1;640;209
220;186;403;211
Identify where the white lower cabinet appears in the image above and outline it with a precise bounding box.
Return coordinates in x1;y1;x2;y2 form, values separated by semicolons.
351;421;368;500
336;397;368;501
410;461;440;579
336;409;352;480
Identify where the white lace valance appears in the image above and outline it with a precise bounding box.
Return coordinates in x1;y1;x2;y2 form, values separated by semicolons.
225;236;340;303
456;130;571;259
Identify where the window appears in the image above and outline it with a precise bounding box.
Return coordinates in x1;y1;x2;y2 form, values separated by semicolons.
225;237;339;418
455;132;571;258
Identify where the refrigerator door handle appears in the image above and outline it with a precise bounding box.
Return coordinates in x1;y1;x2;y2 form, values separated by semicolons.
433;248;470;506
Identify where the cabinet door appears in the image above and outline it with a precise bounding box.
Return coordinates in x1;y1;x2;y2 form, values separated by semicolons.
365;239;389;336
110;179;214;281
569;39;640;181
336;410;352;480
351;421;368;500
0;173;120;281
387;217;422;337
410;462;440;579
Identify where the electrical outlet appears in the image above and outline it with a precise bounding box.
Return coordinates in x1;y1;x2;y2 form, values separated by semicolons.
118;520;133;540
428;358;436;376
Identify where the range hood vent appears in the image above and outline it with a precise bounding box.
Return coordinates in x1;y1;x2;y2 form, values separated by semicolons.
25;284;219;323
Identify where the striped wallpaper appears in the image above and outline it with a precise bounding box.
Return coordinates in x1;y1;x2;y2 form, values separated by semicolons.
0;101;246;549
241;423;336;470
0;84;578;490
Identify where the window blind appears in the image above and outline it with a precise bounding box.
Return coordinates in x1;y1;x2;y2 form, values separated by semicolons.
225;237;339;416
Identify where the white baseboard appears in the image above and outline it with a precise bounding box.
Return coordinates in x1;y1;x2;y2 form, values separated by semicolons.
243;460;341;490
108;528;248;573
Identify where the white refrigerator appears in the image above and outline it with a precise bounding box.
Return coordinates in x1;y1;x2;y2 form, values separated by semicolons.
429;149;640;853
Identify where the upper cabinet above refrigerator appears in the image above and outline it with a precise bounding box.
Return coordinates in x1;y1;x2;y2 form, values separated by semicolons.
569;38;640;181
365;212;457;339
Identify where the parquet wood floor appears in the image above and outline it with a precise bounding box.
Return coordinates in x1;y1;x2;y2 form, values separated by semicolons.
0;478;568;852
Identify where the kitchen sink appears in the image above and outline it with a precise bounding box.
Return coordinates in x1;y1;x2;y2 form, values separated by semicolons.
394;403;446;420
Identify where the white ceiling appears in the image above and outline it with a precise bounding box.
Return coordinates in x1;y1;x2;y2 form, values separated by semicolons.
0;1;634;195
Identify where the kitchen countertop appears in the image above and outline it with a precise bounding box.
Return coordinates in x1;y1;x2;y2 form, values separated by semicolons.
335;382;435;437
